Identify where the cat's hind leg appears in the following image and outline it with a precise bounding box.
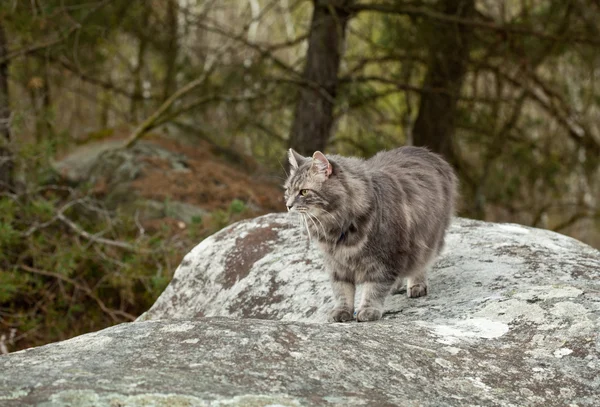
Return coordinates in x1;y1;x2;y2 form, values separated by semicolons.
406;272;428;298
391;278;406;295
406;255;436;298
407;235;446;297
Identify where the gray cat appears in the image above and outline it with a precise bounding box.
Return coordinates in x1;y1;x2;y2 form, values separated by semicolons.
284;147;457;322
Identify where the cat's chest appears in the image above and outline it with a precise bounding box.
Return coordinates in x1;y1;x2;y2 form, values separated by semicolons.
321;241;374;269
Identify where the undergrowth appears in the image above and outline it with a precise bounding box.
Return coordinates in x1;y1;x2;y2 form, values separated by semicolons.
0;145;250;353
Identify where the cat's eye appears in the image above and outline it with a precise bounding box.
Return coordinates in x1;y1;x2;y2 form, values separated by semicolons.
299;189;308;196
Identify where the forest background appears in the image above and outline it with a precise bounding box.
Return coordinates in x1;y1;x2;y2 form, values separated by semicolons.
1;0;599;353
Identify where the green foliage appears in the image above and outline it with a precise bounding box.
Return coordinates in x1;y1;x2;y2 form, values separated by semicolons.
0;221;18;251
0;271;20;303
229;199;246;214
0;135;259;352
0;149;192;352
210;210;229;230
187;216;205;241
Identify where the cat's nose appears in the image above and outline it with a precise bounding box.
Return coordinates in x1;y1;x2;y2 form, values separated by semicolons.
286;197;295;211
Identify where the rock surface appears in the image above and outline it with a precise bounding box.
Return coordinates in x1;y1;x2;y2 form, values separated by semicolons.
2;213;600;406
0;315;595;407
142;213;600;324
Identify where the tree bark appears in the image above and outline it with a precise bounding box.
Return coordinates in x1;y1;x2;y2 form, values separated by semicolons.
162;0;179;102
412;0;474;163
0;22;13;192
130;3;151;121
289;0;353;155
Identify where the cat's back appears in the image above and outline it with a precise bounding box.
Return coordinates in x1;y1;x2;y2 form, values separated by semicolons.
369;146;449;172
368;146;457;204
370;146;455;183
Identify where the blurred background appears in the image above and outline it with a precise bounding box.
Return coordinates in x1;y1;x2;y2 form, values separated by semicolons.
1;0;599;353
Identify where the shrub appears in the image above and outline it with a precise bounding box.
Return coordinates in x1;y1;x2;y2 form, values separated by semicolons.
0;182;189;352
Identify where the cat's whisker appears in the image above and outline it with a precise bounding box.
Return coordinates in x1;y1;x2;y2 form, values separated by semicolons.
300;213;312;241
294;212;302;230
305;215;313;242
306;213;322;240
277;158;289;178
297;214;305;237
290;211;305;238
308;212;327;239
311;213;327;235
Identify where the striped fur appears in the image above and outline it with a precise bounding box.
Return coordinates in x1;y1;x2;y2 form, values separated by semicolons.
284;147;458;322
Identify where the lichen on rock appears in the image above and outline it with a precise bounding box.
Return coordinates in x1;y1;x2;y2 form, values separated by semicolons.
2;213;599;406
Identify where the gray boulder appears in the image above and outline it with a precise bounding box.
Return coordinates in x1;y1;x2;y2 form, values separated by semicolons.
1;213;599;406
53;140;189;185
141;213;600;326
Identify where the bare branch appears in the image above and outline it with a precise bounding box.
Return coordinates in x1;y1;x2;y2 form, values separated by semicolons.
151;92;271;130
19;264;136;322
24;197;145;252
474;62;600;155
122;63;216;148
39;54;157;101
552;212;598;233
0;0;114;65
56;211;143;252
339;75;515;104
348;2;600;46
23;199;81;237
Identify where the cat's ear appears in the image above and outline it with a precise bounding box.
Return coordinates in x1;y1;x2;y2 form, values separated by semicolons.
288;148;306;170
312;151;332;178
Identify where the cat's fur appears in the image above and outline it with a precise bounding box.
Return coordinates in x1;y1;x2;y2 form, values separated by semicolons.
284;147;457;322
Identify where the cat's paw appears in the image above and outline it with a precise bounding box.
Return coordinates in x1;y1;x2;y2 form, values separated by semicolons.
407;283;428;298
329;308;354;323
356;307;383;322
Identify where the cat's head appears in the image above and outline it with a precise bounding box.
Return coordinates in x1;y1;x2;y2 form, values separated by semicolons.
283;149;335;214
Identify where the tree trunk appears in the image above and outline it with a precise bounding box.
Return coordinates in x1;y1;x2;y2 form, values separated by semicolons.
162;0;179;102
412;0;474;163
289;0;353;155
0;22;13;192
130;3;150;121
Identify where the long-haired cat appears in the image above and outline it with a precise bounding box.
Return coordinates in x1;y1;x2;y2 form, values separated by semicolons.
284;147;457;322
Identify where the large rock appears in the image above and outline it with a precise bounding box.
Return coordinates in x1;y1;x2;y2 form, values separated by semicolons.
141;213;600;325
0;315;595;407
2;213;599;406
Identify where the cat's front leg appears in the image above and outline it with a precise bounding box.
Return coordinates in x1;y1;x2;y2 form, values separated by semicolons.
356;281;394;322
328;271;355;323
